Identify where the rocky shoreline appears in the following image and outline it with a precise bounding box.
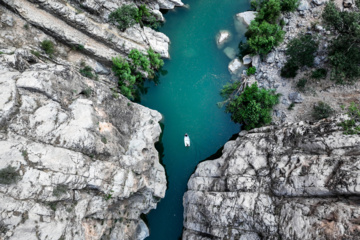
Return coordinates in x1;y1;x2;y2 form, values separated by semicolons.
0;0;183;239
183;0;360;239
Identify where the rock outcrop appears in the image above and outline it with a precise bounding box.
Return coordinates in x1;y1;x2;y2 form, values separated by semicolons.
0;0;184;238
183;118;360;239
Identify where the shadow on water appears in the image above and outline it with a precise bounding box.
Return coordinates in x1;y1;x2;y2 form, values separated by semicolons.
154;122;169;189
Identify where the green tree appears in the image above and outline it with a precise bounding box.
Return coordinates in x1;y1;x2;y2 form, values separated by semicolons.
247;21;285;55
109;5;138;31
322;2;360;83
281;0;299;12
281;34;318;78
255;0;281;23
223;83;280;130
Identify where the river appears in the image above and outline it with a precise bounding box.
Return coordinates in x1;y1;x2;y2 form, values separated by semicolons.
140;0;250;239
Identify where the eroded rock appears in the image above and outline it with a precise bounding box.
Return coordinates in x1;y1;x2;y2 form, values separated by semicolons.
183;119;360;239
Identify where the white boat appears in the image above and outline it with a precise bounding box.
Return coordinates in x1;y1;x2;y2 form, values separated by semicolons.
184;134;190;147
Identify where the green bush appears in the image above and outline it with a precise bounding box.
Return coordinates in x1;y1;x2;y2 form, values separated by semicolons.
281;34;318;78
40;40;55;56
311;68;327;79
322;2;360;83
281;0;299;12
53;184;68;197
296;78;307;92
79;65;95;79
238;41;254;58
312;101;334;120
109;5;138;31
0;166;19;185
286;34;318;67
112;48;163;100
339;102;360;134
109;4;160;31
137;4;160;29
222;82;280;130
281;60;299;78
247;66;257;76
255;0;281;23
247;21;285;55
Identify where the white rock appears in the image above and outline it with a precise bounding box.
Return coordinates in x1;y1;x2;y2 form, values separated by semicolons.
228;58;242;74
243;54;252;65
297;0;310;10
236;11;257;27
216;30;231;48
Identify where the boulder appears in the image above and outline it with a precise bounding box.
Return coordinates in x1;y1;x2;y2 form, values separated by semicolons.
236;11;257;27
297;0;310;10
216;30;231;48
343;0;353;8
251;55;260;68
228;58;242;74
223;47;237;59
243;54;252;65
288;92;303;103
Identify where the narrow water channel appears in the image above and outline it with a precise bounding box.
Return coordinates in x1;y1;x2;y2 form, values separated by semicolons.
140;0;250;239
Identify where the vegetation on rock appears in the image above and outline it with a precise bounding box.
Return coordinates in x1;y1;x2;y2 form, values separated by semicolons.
0;166;19;185
247;66;257;76
312;101;334;120
40;40;55;56
246;0;299;55
339;102;360;134
221;82;280;130
109;4;160;31
323;2;360;83
112;49;164;100
281;34;318;78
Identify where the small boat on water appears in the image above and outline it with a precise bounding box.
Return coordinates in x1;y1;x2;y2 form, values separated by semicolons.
184;133;190;147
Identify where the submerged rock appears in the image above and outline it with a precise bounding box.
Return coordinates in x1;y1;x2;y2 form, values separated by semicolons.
223;47;237;59
183;118;360;239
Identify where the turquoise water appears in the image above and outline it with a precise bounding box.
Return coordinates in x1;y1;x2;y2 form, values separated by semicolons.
141;0;250;239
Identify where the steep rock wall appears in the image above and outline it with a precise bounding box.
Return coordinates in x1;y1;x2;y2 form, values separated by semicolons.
183;119;360;239
0;0;184;239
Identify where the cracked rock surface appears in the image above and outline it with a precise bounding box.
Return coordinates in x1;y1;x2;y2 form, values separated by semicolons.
183;119;360;240
0;49;166;240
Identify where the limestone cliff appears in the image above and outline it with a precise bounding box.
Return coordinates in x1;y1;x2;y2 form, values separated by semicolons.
0;0;183;239
183;118;360;239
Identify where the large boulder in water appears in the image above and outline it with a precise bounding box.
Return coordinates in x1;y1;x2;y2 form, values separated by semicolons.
236;11;257;27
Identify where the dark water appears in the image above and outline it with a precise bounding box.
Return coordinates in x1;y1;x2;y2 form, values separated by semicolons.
140;0;250;239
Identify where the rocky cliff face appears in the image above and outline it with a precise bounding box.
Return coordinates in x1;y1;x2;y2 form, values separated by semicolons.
0;0;183;239
183;118;360;239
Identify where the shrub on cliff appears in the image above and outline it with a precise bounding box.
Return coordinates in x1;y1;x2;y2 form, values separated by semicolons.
281;34;318;78
40;40;55;56
246;21;285;55
281;0;299;12
312;102;334;120
109;5;138;31
222;82;280;130
247;0;298;55
112;48;163;100
323;2;360;83
0;166;19;185
340;102;360;134
109;4;160;31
